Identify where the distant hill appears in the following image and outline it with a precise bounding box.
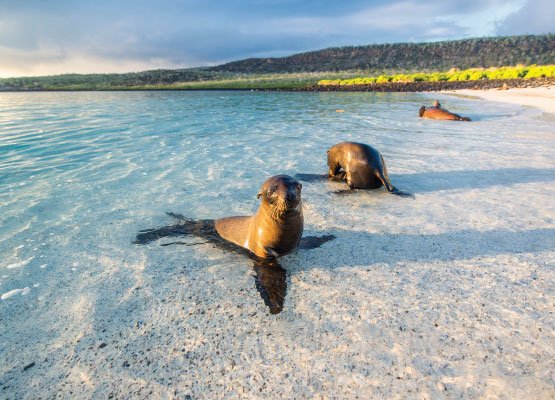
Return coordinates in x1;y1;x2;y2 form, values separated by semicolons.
209;34;555;73
1;34;554;90
0;69;231;90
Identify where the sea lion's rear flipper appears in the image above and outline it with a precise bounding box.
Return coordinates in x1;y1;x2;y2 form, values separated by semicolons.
376;155;395;192
252;258;287;314
134;215;253;256
451;113;470;121
376;156;415;199
419;106;426;117
133;220;202;244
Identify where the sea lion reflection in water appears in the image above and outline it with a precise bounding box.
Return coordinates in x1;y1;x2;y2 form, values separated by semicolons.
419;100;471;121
134;175;335;314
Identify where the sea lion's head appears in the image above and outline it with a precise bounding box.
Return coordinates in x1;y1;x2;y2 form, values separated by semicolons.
257;175;302;215
433;100;441;108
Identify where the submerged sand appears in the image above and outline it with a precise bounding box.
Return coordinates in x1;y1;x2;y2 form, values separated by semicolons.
1;91;554;399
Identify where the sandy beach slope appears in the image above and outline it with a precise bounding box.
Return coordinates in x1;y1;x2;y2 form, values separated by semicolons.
446;86;555;114
1;90;554;399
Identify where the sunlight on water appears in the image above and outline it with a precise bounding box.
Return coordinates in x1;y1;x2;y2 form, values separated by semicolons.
0;91;553;303
2;91;555;398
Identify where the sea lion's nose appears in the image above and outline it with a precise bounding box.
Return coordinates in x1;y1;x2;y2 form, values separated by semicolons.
286;192;296;202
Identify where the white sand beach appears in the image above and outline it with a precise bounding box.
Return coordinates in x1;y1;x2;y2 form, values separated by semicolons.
1;91;554;399
447;86;555;114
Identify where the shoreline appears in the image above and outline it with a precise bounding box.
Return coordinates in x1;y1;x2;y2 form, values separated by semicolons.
1;77;554;93
306;77;555;92
444;86;555;114
2;78;553;116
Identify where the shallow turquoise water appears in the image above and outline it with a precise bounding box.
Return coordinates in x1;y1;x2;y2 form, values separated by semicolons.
2;91;555;398
0;91;553;300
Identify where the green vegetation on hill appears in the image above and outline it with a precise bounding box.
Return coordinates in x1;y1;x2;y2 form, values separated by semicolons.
210;35;555;73
0;69;233;91
0;34;553;91
0;72;353;91
318;65;555;86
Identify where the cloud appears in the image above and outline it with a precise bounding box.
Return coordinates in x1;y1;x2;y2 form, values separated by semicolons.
0;0;550;77
0;46;187;76
496;0;555;35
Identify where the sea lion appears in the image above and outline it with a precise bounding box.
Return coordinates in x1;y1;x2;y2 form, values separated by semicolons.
327;141;413;197
134;209;334;314
133;176;333;314
419;100;471;121
214;175;303;259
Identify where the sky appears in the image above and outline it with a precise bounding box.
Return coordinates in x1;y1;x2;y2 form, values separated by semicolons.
0;0;553;77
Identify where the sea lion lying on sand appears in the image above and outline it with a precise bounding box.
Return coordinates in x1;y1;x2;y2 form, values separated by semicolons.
419;100;471;121
327;141;413;198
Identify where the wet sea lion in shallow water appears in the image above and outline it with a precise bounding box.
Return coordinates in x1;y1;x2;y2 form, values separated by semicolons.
215;175;304;259
419;100;471;121
327;141;413;198
134;175;334;314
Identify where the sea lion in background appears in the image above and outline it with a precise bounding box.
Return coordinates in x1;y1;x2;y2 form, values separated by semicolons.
419;100;471;121
215;175;304;259
327;141;413;198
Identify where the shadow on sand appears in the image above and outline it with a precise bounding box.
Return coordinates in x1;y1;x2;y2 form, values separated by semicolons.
391;167;555;193
324;227;555;266
296;167;555;195
294;173;414;197
135;212;554;314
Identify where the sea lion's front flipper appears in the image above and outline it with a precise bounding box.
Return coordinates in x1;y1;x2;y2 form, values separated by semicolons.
264;247;280;258
389;189;415;199
252;258;287;314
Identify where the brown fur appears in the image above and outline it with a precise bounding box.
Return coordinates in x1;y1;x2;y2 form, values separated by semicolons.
214;175;303;259
327;141;413;197
419;101;471;121
327;141;395;189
